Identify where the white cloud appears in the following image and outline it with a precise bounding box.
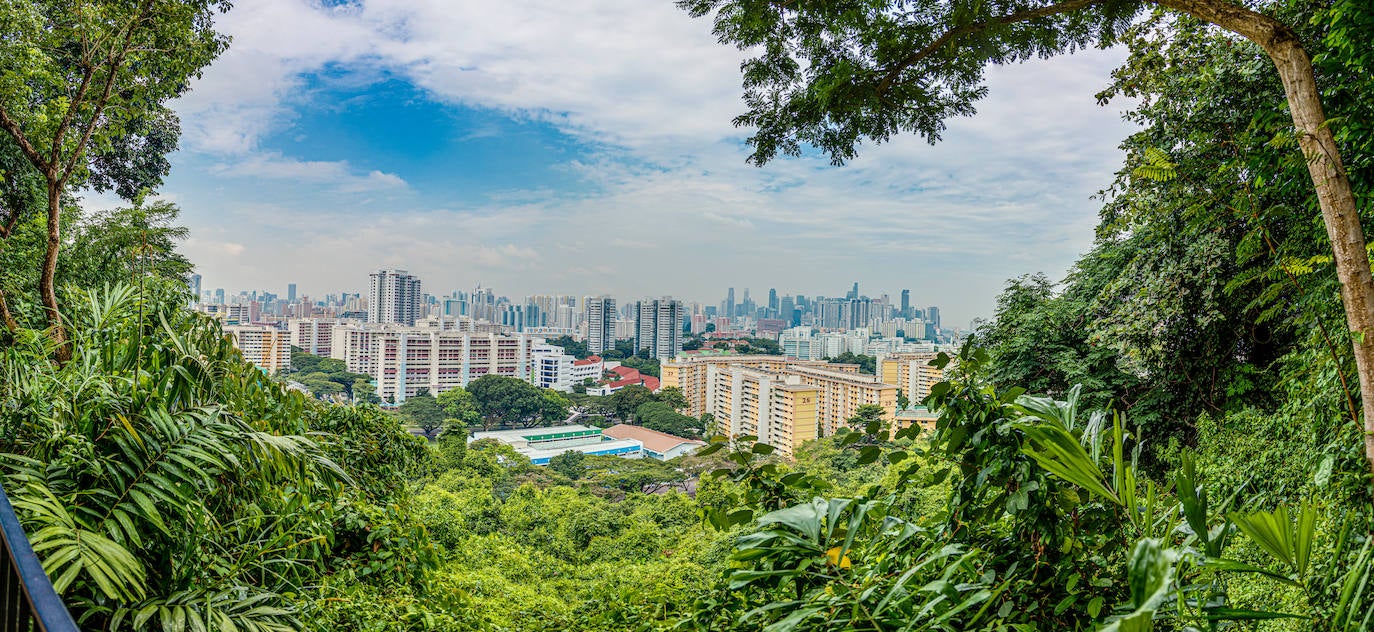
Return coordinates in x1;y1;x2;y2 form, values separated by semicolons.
211;152;407;191
168;0;1139;324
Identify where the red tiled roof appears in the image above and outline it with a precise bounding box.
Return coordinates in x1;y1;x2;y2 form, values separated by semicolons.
603;423;705;455
607;378;640;388
573;355;602;366
609;365;640;379
642;376;660;391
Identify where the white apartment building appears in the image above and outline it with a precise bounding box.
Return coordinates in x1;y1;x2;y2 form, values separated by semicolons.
585;297;616;355
531;343;574;391
634;298;684;359
368;269;422;326
531;343;605;392
330;323;538;403
225;325;291;374
288;318;339;356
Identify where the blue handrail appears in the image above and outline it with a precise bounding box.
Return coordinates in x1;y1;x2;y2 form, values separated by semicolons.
0;483;79;631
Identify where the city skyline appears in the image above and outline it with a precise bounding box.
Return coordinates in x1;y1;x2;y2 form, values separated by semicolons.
194;277;957;323
136;0;1139;328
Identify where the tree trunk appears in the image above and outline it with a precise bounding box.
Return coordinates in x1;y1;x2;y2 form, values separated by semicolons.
1158;0;1374;475
0;288;16;336
40;179;68;363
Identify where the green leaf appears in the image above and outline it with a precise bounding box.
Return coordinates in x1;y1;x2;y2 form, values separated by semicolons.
1019;423;1120;505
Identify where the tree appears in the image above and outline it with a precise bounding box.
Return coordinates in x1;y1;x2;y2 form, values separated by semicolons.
61;200;192;290
607;385;656;421
656;387;689;411
635;402;705;439
682;0;1374;474
0;0;231;359
830;352;877;375
436;387;481;434
399;389;446;439
846;404;888;431
467;375;569;429
549;450;587;480
546;335;590;359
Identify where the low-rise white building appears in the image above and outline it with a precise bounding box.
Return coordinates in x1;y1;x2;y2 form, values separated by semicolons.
470;425;644;465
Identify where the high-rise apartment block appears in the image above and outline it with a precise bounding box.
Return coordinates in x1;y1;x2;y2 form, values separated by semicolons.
225;325;291;374
661;356;897;457
878;352;950;403
368;269;422;326
634;298;684;359
288;318;339;356
585;296;616;355
330;322;539;403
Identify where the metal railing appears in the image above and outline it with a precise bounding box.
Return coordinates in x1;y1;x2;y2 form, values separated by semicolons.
0;485;79;631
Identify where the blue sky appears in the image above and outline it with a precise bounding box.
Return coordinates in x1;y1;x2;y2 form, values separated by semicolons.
154;0;1138;326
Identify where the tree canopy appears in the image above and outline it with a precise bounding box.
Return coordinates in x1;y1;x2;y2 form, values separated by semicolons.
467;374;571;429
0;0;232;357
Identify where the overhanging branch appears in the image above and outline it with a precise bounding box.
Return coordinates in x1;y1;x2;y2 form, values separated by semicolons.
877;0;1104;95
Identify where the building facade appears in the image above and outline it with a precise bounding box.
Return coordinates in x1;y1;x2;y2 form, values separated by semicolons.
330;323;538;402
225;325;291;374
287;318;339;356
585;296;616;355
877;352;949;403
634;297;684;359
661;355;895;457
368;269;422;326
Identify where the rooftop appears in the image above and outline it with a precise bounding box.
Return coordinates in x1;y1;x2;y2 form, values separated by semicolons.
602;424;705;455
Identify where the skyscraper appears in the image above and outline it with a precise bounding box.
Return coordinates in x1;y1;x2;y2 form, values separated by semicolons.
635;298;684;359
287;283;297;303
927;306;941;329
847;282;859;300
725;288;736;319
768;288;778;313
188;274;202;303
585;296;617;355
368;269;422;326
900;289;910;318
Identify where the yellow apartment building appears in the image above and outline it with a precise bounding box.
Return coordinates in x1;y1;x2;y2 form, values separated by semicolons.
661;355;895;456
878;352;948;403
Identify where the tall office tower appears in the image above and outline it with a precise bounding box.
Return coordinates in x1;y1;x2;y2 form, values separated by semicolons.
900;289;910;318
634;298;685;359
287;283;297;303
188;274;202;303
847;282;859;300
585;296;617;355
779;295;795;323
725;287;736;319
768;288;779;314
213;288;225;304
368;269;422;326
927;306;941;329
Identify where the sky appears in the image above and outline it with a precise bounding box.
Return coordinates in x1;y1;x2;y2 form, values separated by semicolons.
152;0;1140;327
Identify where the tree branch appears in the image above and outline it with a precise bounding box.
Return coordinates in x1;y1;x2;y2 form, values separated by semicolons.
0;203;18;238
60;0;156;185
0;108;52;174
877;0;1104;95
